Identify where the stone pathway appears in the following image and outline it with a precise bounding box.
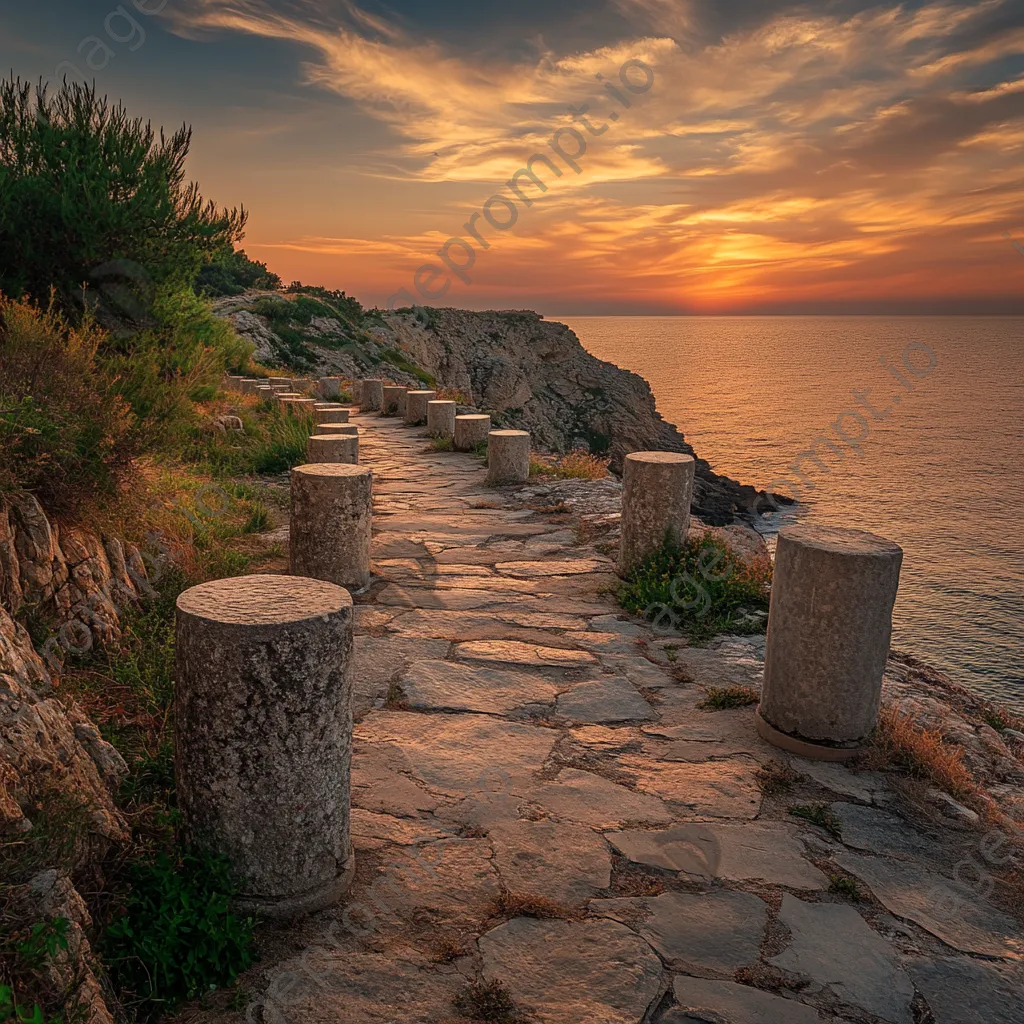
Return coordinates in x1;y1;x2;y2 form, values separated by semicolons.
240;413;1023;1024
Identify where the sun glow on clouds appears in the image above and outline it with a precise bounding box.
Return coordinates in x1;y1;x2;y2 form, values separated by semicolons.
171;0;1024;312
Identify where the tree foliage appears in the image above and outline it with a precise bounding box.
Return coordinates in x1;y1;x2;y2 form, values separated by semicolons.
0;77;246;317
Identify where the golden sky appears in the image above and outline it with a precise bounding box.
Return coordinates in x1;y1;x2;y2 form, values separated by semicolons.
5;0;1024;312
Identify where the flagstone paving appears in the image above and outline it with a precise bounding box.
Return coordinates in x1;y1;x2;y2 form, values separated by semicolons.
236;412;1023;1024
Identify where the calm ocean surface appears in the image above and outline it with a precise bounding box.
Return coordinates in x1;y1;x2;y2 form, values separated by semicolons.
558;316;1024;712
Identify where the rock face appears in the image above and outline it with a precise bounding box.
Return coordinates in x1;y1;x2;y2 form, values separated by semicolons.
0;495;134;847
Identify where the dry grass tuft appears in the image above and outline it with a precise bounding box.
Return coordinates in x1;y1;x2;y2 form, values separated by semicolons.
529;451;609;481
756;760;802;796
492;887;584;921
453;979;524;1023
869;706;977;801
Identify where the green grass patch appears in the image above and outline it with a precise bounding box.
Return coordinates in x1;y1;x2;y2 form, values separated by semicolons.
789;803;843;839
828;873;862;899
102;848;255;1019
430;436;454;452
619;536;771;643
380;348;436;386
698;685;760;710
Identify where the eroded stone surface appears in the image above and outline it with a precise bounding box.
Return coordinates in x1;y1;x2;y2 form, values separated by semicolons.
769;894;914;1024
455;640;598;668
607;822;826;889
556;677;654;723
592;891;767;971
835;851;1022;958
479;917;663;1024
487;819;612;904
830;802;934;860
399;659;557;714
619;756;763;818
355;711;557;796
526;768;673;829
669;976;822;1024
907;956;1024;1024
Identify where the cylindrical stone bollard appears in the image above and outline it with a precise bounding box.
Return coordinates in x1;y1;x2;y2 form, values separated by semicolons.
316;408;350;423
319;377;342;399
316;423;359;436
284;398;318;419
381;385;406;417
454;414;491;451
618;452;695;575
486;430;530;485
756;525;904;761
175;574;355;919
404;390;437;426
239;379;258;394
290;464;373;590
427;400;457;439
307;433;359;464
276;392;301;404
292;378;312;392
269;377;291;386
360;379;383;412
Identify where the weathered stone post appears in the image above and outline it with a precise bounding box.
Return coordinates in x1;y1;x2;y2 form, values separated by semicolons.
269;377;292;387
405;390;437;426
286;398;318;419
486;430;530;485
316;424;359;436
307;434;359;464
276;392;301;407
316;408;350;423
175;574;355;919
319;377;342;399
427;400;457;439
292;378;312;392
756;525;903;760
240;379;258;394
382;386;406;416
360;379;384;412
618;452;696;575
290;464;373;590
454;414;491;451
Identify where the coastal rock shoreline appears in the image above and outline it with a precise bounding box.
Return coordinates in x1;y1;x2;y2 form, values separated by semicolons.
217;296;785;526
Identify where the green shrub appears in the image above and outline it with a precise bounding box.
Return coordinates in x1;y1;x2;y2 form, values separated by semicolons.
195;249;281;298
0;297;138;514
103;848;255;1016
619;536;771;643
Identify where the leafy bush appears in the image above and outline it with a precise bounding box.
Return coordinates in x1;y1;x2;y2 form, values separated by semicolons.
195;249;281;298
0;79;244;318
0;297;138;513
619;536;772;642
103;848;255;1016
0;918;70;1024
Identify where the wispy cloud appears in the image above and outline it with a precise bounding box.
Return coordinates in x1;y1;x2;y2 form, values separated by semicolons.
167;0;1024;311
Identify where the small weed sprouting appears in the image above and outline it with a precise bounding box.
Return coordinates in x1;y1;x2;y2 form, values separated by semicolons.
471;439;489;460
828;874;862;899
789;803;843;839
430;436;455;452
453;979;523;1023
698;685;760;710
755;760;802;796
103;848;256;1017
